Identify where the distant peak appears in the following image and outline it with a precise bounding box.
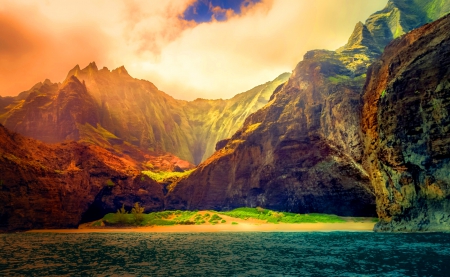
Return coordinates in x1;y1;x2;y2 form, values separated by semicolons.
43;79;53;86
82;62;98;72
112;65;130;76
66;64;81;79
62;75;82;86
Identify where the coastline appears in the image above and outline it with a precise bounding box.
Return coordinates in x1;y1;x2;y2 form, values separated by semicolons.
26;222;375;233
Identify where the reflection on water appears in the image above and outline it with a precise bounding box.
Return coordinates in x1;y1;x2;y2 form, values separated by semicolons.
1;232;449;276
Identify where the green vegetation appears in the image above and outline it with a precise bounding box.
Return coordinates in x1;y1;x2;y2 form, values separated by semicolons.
103;209;202;227
54;170;65;175
94;207;376;227
219;207;346;223
208;214;223;225
381;90;386;98
131;202;145;223
115;204;128;224
105;179;115;187
77;123;119;148
141;169;195;182
328;74;351;84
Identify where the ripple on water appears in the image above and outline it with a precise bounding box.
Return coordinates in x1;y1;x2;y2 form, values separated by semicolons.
0;232;450;276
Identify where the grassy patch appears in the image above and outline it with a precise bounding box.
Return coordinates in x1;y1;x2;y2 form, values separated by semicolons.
92;221;102;227
77;123;118;148
98;207;372;227
142;169;195;182
328;74;351;84
220;207;346;223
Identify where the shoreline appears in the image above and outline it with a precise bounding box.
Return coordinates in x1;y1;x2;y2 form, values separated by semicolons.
26;222;375;233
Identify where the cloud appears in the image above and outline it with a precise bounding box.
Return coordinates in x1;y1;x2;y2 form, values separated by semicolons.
130;0;387;100
0;1;112;96
0;0;388;99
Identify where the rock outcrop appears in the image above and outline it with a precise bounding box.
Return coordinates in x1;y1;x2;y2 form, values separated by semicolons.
0;124;164;232
362;14;450;232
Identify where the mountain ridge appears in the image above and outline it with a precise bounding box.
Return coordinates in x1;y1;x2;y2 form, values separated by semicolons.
1;62;290;165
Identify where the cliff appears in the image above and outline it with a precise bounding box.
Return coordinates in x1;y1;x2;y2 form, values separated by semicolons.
165;0;450;217
361;14;450;232
0;124;164;232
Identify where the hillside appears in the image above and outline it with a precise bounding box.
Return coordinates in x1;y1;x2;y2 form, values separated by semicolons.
0;124;165;232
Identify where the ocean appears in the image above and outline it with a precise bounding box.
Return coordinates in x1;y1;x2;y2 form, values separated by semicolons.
1;232;449;276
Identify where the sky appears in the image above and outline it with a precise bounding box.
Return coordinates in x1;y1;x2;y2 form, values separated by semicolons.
0;0;387;100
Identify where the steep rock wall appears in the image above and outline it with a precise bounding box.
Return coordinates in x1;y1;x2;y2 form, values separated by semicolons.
361;14;450;231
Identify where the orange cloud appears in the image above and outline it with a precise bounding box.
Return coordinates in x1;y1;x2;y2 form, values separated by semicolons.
0;0;388;99
0;1;112;96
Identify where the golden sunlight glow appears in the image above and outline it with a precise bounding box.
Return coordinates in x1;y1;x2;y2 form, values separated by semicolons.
0;0;387;99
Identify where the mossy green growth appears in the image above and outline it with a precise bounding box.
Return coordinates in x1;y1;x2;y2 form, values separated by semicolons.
105;179;115;187
381;90;386;98
141;169;195;182
328;74;351;84
220;207;346;223
98;207;374;227
92;221;102;227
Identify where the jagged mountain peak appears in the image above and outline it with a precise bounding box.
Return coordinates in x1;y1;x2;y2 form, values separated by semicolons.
66;64;81;79
82;61;98;72
111;65;130;77
338;21;379;54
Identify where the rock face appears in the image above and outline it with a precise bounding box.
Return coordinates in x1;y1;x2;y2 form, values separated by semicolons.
0;124;164;232
166;50;376;216
361;14;450;232
165;0;450;217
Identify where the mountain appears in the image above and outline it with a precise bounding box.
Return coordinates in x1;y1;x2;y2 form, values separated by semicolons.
337;0;450;74
0;64;289;165
362;14;450;232
166;49;376;215
165;0;450;218
0;75;194;172
0;124;165;232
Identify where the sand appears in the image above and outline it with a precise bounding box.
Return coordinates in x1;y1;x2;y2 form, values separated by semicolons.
27;222;375;233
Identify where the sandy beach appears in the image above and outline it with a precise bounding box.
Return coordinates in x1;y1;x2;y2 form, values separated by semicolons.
27;221;375;233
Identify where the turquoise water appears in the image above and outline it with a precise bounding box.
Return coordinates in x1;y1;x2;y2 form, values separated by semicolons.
1;232;449;276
